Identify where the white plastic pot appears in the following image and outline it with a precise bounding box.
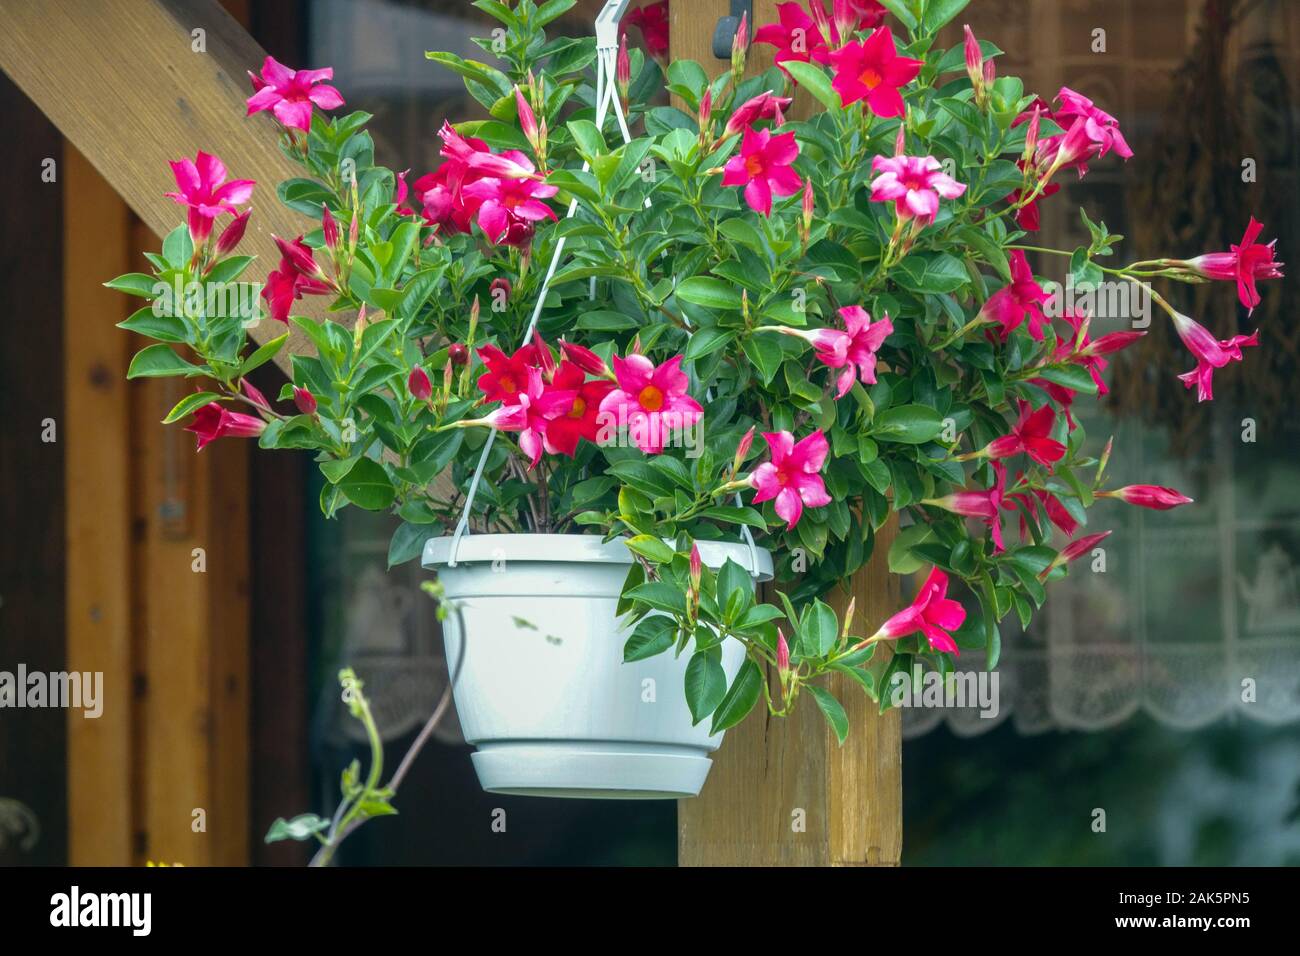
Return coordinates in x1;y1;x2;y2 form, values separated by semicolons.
423;533;773;799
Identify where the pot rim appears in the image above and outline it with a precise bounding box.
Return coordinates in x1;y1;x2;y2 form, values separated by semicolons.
422;532;773;580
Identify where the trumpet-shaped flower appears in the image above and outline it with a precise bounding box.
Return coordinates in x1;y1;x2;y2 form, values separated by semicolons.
869;154;966;223
722;126;803;216
748;429;831;529
724;92;793;138
985;400;1066;469
165;151;255;246
543;362;616;457
981;250;1052;341
246;56;344;131
1170;310;1259;402
184;402;266;451
598;354;703;455
623;1;670;57
869;567;966;655
826;26;922;117
1186;217;1284;314
1101;485;1194;510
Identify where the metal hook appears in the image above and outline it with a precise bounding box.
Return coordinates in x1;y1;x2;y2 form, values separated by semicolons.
712;0;752;58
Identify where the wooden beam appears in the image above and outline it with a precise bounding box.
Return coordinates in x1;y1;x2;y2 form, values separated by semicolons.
674;0;903;867
63;144;137;866
0;0;332;370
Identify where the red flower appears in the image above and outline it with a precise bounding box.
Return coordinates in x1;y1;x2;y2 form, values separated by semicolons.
184;402;266;451
1101;485;1193;510
754;2;832;70
542;362;616;457
981;250;1052;341
986;400;1066;469
476;343;537;405
260;236;332;323
869;567;966;655
1187;217;1284;315
623;1;670;58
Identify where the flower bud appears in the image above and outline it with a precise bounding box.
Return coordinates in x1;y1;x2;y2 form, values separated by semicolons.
689;543;702;593
617;35;631;102
731;11;749;77
293;386;318;415
732;426;755;477
213;209;251;257
777;627;791;680
408;366;433;401
560;340;610;378
448;343;469;367
514;85;540;152
322;203;339;252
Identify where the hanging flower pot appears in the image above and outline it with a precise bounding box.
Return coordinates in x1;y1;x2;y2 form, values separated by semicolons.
424;533;772;798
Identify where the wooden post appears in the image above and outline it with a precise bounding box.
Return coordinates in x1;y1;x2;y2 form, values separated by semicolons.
0;0;337;369
672;0;903;867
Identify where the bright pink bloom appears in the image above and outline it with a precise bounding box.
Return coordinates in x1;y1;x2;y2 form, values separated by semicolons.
184;402;266;451
515;367;578;468
986;400;1066;469
408;367;433;401
213;209;251;257
981;250;1052;341
599;354;703;455
724;92;792;138
1104;485;1194;510
1050;87;1132;165
165;151;255;246
543;362;615;457
623;1;670;57
293;386;317;416
245;56;344;131
872;567;966;655
836;0;886;32
393;169;410;211
926;462;1008;551
748;430;832;529
1187;217;1284;314
1170;310;1259;402
823;306;893;397
721;127;803;216
826;27;922;117
439;121;538;181
460;162;559;246
560;340;610;378
869;154;966;223
754;2;832;69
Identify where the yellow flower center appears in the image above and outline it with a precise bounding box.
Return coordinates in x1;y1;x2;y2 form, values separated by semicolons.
568;396;587;418
859;67;882;89
638;385;665;411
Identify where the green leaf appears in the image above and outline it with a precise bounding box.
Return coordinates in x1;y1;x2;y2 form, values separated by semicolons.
782;60;839;111
716;558;753;621
922;0;971;34
388;522;431;568
873;404;944;444
684;327;735;361
894;252;969;294
239;333;288;377
625;535;676;564
625;582;688;615
126;343;198;379
676;276;741;311
806;685;850;744
161;225;193;268
161;391;221;424
567;119;606;160
624;615;677;662
117;306;187;343
684;651;727;725
1036;365;1099;395
878;0;919;32
338;457;396;511
264;813;330;844
105;273;162;298
799;599;839;658
710;659;763;733
888;522;934;574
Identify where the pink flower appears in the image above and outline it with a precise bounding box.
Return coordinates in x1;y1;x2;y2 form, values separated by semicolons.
439;121;539;182
598;354;703;455
408;367;433;401
925;462;1008;551
985;400;1066;469
514;86;540;150
184;402;266;451
460;162;559;246
293;387;318;416
724;92;793;138
1102;485;1194;510
1006;479;1078;541
1050;87;1132;165
821;306;893;397
1187;218;1284;314
836;0;886;32
748;430;832;529
515;367;578;468
963;24;983;84
869;154;966;223
870;567;966;655
1170;310;1259;402
245;56;344;132
721;127;803;216
980;250;1052;341
733;425;755;476
165;151;255;246
826;26;922;117
754;3;832;70
623;1;670;58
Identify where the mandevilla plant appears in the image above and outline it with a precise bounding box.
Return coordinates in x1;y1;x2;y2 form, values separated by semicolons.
111;0;1280;752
